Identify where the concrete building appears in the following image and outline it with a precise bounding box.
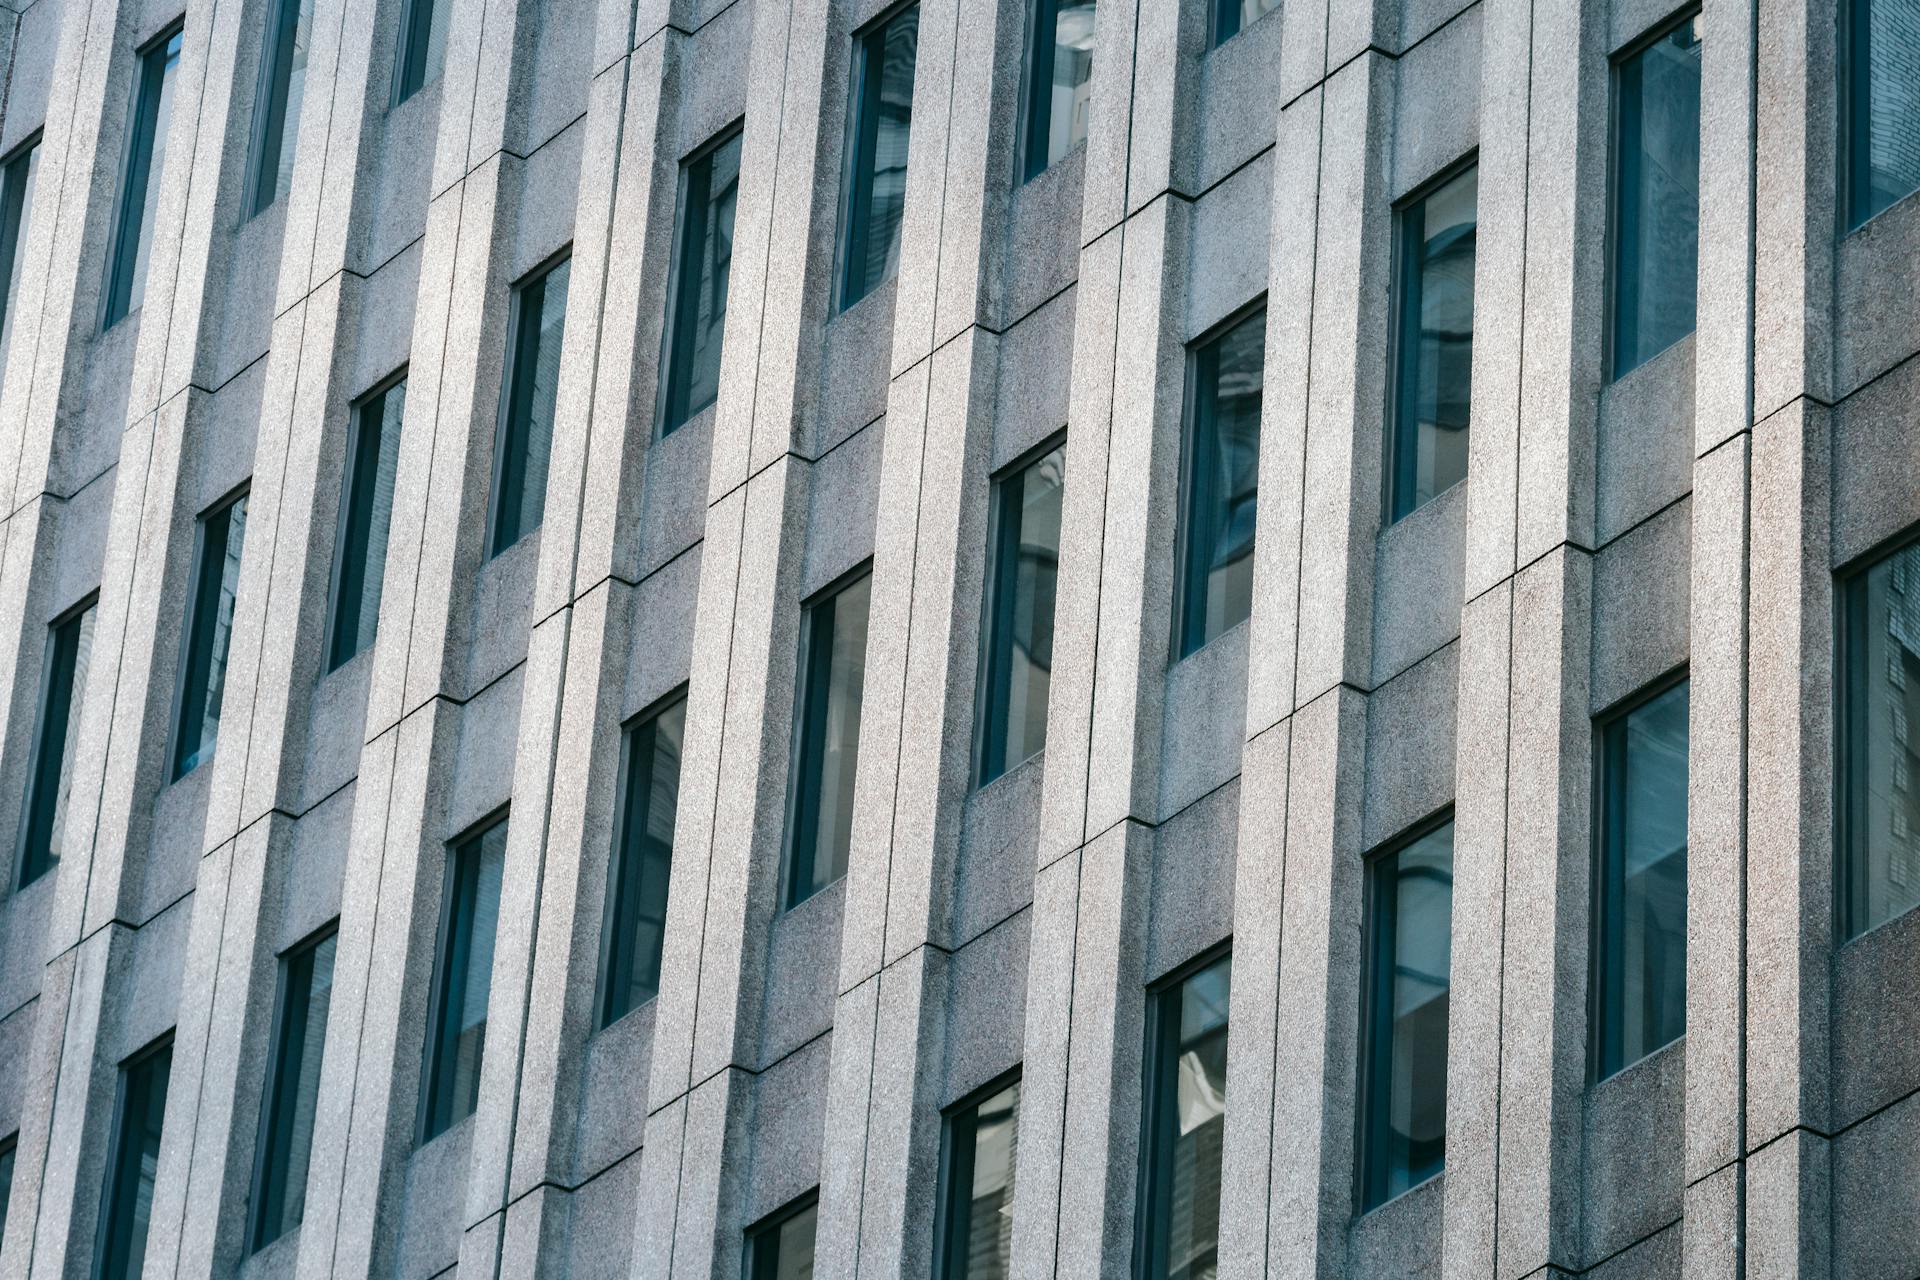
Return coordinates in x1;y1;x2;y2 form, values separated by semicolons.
0;0;1914;1274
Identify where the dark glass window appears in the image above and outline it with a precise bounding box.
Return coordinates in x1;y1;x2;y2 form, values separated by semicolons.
250;0;312;215
1176;306;1264;659
1610;15;1701;379
784;570;872;908
1140;953;1229;1280
0;135;41;369
490;255;570;555
328;376;406;669
250;928;336;1251
1022;0;1095;180
976;441;1064;786
937;1077;1019;1280
1594;679;1689;1079
18;603;95;888
660;128;741;436
1387;165;1477;524
1211;0;1277;47
1846;0;1920;227
600;693;687;1026
747;1195;818;1280
96;1039;172;1280
839;4;919;310
104;27;183;329
0;1134;15;1256
1840;541;1920;940
1359;820;1453;1210
420;818;507;1142
393;0;449;105
174;492;249;779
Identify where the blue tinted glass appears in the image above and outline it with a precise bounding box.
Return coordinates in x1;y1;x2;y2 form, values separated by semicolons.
785;574;872;906
841;6;919;308
175;495;249;778
422;821;507;1140
1143;955;1229;1278
330;378;405;669
1178;308;1263;657
662;131;741;434
602;696;686;1024
1024;0;1095;178
1843;544;1920;939
1389;168;1476;523
1849;0;1920;226
977;444;1064;785
1612;18;1701;378
492;258;570;554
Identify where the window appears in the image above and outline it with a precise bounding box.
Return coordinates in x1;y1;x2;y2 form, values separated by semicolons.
1359;819;1453;1210
659;127;742;436
250;928;336;1251
96;1038;172;1280
936;1076;1019;1280
0;135;41;369
1022;0;1094;179
1211;0;1277;47
17;602;96;888
1139;952;1229;1280
1846;0;1920;227
0;1134;15;1256
393;0;449;105
490;255;570;555
173;492;249;779
1840;540;1920;940
1593;679;1688;1079
838;3;920;310
599;692;687;1026
1175;305;1264;659
746;1194;818;1280
1610;14;1701;379
1387;164;1477;524
975;440;1064;787
783;569;872;908
103;26;183;329
249;0;312;215
420;817;507;1142
328;375;406;669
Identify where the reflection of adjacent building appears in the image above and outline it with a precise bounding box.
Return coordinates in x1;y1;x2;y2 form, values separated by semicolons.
1865;547;1920;925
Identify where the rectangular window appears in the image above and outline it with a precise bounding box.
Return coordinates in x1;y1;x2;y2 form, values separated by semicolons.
659;127;742;437
1840;540;1920;940
328;375;406;669
1140;952;1229;1280
1175;305;1264;659
250;927;336;1252
1022;0;1095;180
420;817;507;1142
0;135;41;369
1211;0;1277;47
490;255;570;555
173;492;249;779
746;1194;818;1280
96;1039;172;1280
783;569;872;908
0;1134;15;1256
17;602;96;888
1610;14;1701;379
975;441;1064;787
936;1077;1020;1280
1359;819;1453;1210
838;3;920;310
599;692;687;1026
104;26;182;330
249;0;312;215
393;0;449;105
1847;0;1920;227
1387;164;1477;524
1593;679;1689;1079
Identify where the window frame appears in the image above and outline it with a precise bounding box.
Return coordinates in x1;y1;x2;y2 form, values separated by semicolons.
597;686;689;1028
418;810;509;1145
1019;0;1071;182
1134;941;1232;1280
247;0;306;217
15;593;97;891
780;561;874;911
1210;0;1275;48
932;1066;1022;1280
835;0;920;312
391;0;442;107
1840;0;1918;231
93;1033;174;1280
171;484;250;781
0;130;42;359
973;430;1067;789
745;1188;820;1280
657;121;745;439
246;921;339;1254
487;248;572;557
326;368;408;671
103;23;184;331
0;1130;16;1251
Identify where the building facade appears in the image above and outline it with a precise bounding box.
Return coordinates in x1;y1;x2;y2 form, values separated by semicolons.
0;0;1915;1275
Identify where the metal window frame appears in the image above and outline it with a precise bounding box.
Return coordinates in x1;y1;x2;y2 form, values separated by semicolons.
487;248;572;557
92;1033;174;1280
597;685;690;1028
658;121;745;439
14;593;96;891
103;23;184;331
391;0;440;107
780;561;874;910
835;0;920;312
246;920;339;1253
932;1066;1023;1280
326;367;408;671
170;484;251;780
246;0;305;217
418;809;509;1145
973;429;1067;789
0;131;42;348
744;1187;819;1280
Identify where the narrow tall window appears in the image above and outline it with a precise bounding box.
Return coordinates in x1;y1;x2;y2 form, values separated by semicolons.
1211;0;1277;47
975;441;1064;787
420;817;507;1141
328;376;406;669
490;255;570;555
97;1039;172;1280
1594;679;1689;1079
660;127;742;436
1022;0;1095;180
104;27;183;329
174;492;249;779
393;0;449;105
18;603;96;888
1359;820;1453;1210
600;693;687;1026
937;1078;1020;1280
747;1195;818;1280
784;570;872;908
0;1134;15;1255
0;135;41;369
1176;306;1264;659
250;928;336;1252
1611;14;1701;379
1840;540;1920;940
839;4;920;310
1388;165;1477;524
1140;953;1230;1280
1846;0;1920;227
250;0;313;215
